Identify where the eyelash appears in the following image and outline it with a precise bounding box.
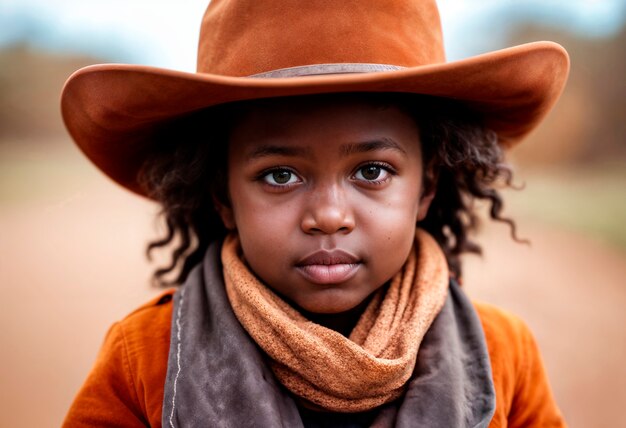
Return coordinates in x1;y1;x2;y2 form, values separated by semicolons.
256;166;301;189
255;161;397;189
352;162;396;185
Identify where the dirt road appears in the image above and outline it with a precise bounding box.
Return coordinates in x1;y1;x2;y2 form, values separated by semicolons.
1;146;625;427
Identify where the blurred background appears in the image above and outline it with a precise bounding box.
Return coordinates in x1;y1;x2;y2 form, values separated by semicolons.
1;0;625;426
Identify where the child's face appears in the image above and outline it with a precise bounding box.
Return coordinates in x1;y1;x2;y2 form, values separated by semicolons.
218;95;435;314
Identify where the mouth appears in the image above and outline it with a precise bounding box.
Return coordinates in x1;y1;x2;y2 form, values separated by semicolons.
295;249;362;285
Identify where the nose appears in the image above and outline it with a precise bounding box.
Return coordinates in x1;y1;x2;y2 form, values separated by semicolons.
301;183;355;235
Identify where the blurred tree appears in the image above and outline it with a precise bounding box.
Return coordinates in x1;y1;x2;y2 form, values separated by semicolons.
0;44;99;144
508;25;626;166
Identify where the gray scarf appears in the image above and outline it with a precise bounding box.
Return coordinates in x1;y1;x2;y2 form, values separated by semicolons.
162;242;495;427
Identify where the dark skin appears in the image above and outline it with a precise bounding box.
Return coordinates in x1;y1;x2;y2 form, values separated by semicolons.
217;95;435;335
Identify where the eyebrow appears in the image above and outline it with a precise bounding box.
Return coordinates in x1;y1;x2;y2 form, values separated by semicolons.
245;137;407;160
340;138;407;156
246;145;312;160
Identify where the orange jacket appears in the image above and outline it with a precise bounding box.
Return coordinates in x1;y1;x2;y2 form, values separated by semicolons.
63;291;566;427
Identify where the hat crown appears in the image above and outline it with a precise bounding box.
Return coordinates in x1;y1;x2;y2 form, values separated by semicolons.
197;0;446;76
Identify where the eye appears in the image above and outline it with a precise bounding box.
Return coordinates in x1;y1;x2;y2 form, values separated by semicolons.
261;168;300;186
353;163;393;183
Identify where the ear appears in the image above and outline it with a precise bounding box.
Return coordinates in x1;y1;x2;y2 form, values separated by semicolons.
212;194;237;231
416;162;438;222
416;188;435;221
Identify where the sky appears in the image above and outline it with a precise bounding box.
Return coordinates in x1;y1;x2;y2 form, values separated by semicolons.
1;0;625;71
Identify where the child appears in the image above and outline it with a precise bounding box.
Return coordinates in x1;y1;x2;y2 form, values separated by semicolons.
61;0;569;426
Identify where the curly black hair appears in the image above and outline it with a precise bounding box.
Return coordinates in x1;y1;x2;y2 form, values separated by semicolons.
138;93;520;287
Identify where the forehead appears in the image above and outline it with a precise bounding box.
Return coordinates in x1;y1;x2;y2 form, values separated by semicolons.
227;94;422;154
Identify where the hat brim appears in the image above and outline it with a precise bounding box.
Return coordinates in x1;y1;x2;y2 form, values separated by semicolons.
61;41;569;197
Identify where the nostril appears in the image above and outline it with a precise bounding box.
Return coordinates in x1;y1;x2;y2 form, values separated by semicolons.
300;198;355;235
303;224;352;235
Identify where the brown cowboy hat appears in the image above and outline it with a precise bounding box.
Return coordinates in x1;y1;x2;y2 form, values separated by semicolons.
61;0;569;197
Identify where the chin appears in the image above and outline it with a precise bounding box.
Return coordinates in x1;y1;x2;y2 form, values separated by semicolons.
296;291;366;314
304;304;355;315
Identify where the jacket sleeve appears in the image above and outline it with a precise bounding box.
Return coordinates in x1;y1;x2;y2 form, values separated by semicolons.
474;301;567;427
63;292;172;427
62;323;149;428
507;320;566;428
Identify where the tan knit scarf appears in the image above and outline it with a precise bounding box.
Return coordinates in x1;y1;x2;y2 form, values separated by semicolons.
222;229;449;413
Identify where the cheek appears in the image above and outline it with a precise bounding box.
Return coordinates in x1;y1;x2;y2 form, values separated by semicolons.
232;205;289;281
228;180;300;259
354;181;421;271
233;189;299;227
358;177;422;229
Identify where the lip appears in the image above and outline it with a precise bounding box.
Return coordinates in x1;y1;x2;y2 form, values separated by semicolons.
295;250;362;285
